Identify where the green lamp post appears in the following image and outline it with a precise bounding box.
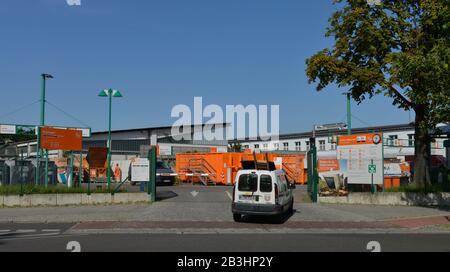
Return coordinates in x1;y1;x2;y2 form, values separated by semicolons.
98;89;123;191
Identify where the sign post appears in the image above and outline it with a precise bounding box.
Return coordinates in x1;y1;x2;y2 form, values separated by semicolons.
369;160;376;194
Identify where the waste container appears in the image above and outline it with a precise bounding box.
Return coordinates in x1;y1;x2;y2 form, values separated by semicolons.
31;160;58;186
0;160;10;186
10;160;34;185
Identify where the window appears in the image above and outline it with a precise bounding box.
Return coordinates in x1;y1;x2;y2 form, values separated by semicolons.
330;142;336;150
388;135;398;146
295;142;301;151
319;140;326;151
238;174;258;192
260;175;272;192
254;144;260;149
408;134;414;147
243;145;249;149
274;143;279;150
263;143;268;150
283;142;289;151
306;141;310;151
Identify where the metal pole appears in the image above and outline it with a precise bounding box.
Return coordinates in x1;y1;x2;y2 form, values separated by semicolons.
45;149;49;188
107;89;112;191
69;152;74;188
88;164;91;195
20;150;24;196
79;152;83;188
148;146;157;202
371;159;375;194
35;75;47;185
347;93;352;136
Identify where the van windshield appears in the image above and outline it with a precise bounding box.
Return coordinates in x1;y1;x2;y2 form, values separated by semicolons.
238;174;258;192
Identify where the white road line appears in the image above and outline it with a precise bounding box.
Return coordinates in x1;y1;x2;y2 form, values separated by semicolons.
226;191;233;200
42;229;61;233
15;229;36;233
0;230;11;233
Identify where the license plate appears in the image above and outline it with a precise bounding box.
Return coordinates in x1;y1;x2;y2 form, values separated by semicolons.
239;195;254;201
163;180;171;183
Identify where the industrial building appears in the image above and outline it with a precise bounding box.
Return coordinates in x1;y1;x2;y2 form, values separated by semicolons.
235;123;449;160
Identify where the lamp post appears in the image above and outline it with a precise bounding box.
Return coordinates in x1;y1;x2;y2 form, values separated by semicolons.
342;92;352;135
98;89;123;191
35;73;53;186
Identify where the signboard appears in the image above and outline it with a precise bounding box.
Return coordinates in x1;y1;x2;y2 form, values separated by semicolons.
158;145;172;156
0;124;90;138
0;125;16;134
131;158;150;182
368;164;376;174
318;159;340;173
48;126;91;138
40;127;83;151
337;133;383;185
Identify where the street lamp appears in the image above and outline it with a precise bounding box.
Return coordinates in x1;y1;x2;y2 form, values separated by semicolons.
342;92;352;135
98;89;123;191
35;73;53;186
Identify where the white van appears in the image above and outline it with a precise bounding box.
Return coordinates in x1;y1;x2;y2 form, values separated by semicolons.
232;169;296;222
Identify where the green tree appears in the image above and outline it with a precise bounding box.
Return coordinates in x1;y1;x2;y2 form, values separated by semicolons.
306;0;450;186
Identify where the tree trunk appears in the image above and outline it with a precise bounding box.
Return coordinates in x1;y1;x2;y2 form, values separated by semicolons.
412;105;432;186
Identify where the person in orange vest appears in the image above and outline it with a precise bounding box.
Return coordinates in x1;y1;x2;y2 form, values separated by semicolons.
114;163;122;182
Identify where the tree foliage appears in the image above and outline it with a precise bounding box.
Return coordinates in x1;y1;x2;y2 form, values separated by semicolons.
306;0;450;128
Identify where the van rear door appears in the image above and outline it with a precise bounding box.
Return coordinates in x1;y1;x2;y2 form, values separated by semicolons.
236;173;258;203
258;174;274;204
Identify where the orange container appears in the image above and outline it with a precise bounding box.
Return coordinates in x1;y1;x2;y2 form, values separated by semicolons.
175;152;306;185
384;176;401;189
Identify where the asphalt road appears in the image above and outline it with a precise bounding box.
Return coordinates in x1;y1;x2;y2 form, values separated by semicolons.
1;229;450;252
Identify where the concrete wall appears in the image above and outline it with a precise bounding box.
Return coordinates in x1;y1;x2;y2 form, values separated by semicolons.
0;193;151;208
319;192;450;206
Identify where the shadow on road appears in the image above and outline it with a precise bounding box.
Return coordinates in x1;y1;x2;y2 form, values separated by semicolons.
239;210;296;225
156;191;179;201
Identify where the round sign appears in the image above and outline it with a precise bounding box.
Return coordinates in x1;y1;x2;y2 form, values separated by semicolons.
373;134;381;145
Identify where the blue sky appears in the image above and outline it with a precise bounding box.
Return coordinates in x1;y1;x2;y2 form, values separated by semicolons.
0;0;412;134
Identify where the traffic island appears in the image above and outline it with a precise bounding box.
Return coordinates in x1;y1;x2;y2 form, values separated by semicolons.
319;192;450;206
0;193;151;208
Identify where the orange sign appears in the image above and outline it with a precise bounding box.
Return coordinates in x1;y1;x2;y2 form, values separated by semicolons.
318;159;340;172
40;127;82;151
338;133;382;146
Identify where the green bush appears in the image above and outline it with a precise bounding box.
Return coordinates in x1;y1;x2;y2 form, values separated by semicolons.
386;183;450;193
0;185;126;195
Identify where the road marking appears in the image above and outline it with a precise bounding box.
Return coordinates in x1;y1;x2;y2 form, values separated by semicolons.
15;229;36;233
191;191;199;198
0;230;10;233
42;229;61;233
226;191;233;200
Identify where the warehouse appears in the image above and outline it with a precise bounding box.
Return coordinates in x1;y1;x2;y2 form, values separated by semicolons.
0;123;230;163
234;123;448;159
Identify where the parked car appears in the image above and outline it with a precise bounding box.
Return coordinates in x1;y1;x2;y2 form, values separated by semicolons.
130;161;176;186
232;169;295;222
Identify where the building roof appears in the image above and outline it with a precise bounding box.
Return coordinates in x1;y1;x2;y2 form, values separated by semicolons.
91;123;230;135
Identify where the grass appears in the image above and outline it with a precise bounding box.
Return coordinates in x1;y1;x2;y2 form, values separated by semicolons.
385;183;450;193
0;184;126;195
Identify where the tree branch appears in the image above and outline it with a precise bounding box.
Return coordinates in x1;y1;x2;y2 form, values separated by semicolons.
388;85;415;108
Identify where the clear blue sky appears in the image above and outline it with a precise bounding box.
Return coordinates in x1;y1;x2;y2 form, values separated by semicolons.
0;0;412;134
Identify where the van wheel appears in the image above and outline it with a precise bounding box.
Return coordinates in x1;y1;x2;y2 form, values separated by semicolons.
288;199;294;214
233;214;242;222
